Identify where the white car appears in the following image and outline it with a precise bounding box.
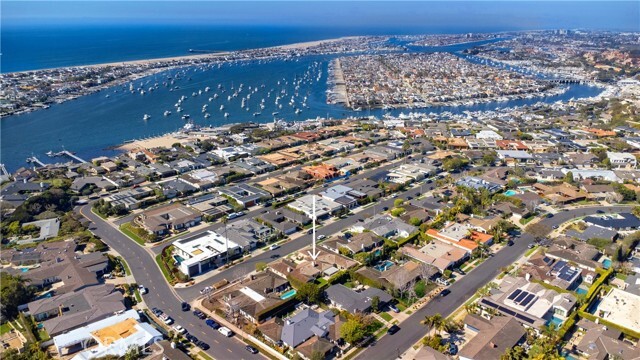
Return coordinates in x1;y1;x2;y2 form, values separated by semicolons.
317;235;326;240
269;244;280;251
218;326;234;337
138;286;147;295
172;325;187;335
160;314;173;325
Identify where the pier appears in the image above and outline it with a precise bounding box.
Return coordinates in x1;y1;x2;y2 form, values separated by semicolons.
26;157;47;167
59;150;88;164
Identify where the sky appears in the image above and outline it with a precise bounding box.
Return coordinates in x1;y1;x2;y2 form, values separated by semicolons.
2;1;639;31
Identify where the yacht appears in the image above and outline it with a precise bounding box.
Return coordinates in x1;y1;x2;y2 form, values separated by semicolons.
143;114;151;121
164;110;172;116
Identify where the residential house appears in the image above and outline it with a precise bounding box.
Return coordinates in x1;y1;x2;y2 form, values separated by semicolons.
607;152;637;169
325;284;392;313
458;314;526;360
135;203;201;236
218;183;271;208
351;214;417;239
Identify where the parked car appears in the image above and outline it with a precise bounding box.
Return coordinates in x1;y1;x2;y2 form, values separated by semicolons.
186;334;198;343
193;310;206;319
181;302;190;311
454;268;466;275
440;289;451;297
552;225;559;229
436;278;451;286
245;345;259;354
205;319;220;329
527;243;536;249
388;304;400;313
172;325;187;335
151;308;162;317
387;325;400;335
197;341;210;350
317;234;326;240
218;327;234;337
382;206;389;211
138;285;147;295
200;286;212;295
269;244;280;251
507;240;514;246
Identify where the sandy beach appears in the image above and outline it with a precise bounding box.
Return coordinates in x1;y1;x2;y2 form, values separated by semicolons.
118;134;190;151
8;36;360;75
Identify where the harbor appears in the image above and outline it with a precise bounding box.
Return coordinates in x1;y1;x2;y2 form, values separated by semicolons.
0;36;606;172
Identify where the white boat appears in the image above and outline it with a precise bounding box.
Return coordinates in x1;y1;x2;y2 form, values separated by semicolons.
204;113;211;118
220;105;225;111
143;114;151;121
224;112;229;118
176;107;183;112
164;110;172;116
182;114;190;120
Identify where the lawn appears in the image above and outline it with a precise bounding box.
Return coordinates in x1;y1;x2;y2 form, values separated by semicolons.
0;322;12;335
524;245;539;257
119;223;147;246
519;214;536;225
379;312;393;322
155;253;175;284
134;288;142;303
116;256;132;276
198;351;215;360
36;326;50;341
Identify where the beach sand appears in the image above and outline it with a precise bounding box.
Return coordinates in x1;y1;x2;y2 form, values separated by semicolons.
118;134;189;151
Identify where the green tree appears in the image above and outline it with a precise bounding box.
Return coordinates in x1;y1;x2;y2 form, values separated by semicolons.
390;208;405;217
563;171;574;185
310;350;325;360
409;217;422;226
255;262;267;272
341;319;365;344
394;199;405;208
501;345;527;360
371;296;380;312
296;283;322;305
1;273;35;319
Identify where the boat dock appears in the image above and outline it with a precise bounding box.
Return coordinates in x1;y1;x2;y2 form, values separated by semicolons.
26;157;47;167
59;150;88;164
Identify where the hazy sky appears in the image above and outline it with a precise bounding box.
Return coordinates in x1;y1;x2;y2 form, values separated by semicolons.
3;1;639;31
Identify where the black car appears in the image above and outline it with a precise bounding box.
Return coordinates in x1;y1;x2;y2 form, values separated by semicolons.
186;334;198;343
151;307;162;316
507;240;514;246
181;302;190;311
387;325;400;335
407;196;413;200
596;210;605;214
193;310;206;319
454;268;466;275
382;206;389;211
270;253;280;258
197;341;210;350
246;345;259;354
440;289;451;297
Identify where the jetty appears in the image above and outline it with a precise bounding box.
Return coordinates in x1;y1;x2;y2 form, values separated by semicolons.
59;150;88;164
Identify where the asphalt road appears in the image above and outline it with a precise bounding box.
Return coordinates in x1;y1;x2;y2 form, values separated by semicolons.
80;205;263;360
355;205;633;360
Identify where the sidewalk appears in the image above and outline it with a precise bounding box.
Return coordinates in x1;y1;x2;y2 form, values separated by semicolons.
196;299;288;360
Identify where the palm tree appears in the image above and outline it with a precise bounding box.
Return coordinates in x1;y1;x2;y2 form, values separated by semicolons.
430;313;444;336
420;315;436;335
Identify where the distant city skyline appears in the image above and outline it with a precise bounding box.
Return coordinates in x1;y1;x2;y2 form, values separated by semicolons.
3;1;639;32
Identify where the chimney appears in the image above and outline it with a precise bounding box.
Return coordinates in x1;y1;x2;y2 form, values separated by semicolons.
489;342;497;348
287;267;292;273
525;273;531;281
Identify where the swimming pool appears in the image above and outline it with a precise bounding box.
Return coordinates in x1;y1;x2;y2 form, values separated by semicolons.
546;316;564;329
602;259;612;269
373;249;382;258
373;260;394;272
280;289;297;300
20;268;29;272
504;190;517;196
575;287;588;295
173;255;185;264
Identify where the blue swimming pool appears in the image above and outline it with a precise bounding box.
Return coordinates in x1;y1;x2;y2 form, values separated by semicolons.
373;249;382;258
373;260;394;272
20;268;29;272
173;255;185;264
504;190;517;196
575;287;588;295
602;259;612;269
280;289;297;300
546;316;564;329
561;350;579;360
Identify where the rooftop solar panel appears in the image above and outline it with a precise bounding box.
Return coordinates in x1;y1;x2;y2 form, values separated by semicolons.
515;291;528;303
507;289;522;300
521;293;535;307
